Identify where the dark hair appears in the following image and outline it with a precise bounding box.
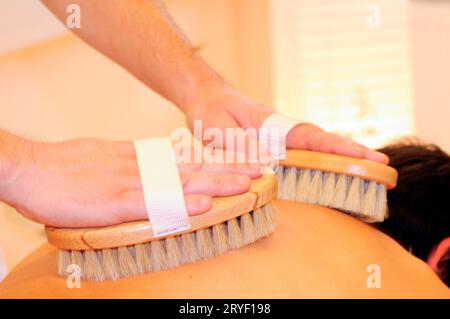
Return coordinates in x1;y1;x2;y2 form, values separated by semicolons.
437;251;449;286
376;138;450;286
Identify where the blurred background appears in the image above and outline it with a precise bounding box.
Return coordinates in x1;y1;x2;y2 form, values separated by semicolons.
0;0;449;279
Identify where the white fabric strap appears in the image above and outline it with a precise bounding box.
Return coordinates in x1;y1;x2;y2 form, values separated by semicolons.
134;137;190;237
259;113;302;160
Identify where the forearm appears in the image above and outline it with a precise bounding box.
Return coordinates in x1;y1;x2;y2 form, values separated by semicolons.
42;0;224;112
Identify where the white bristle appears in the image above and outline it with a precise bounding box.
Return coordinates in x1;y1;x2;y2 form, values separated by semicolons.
149;240;167;272
58;203;277;281
296;169;312;202
361;180;377;219
319;173;335;206
343;177;362;214
195;229;215;259
332;174;348;210
276;166;285;197
252;207;270;237
165;237;182;268
70;250;84;276
134;244;151;275
278;166;388;223
282;167;298;200
262;203;277;233
212;224;228;256
180;233;198;264
227;218;244;250
57;250;71;277
374;184;387;222
240;213;258;245
84;250;105;282
117;246;138;278
307;171;323;204
102;248;120;281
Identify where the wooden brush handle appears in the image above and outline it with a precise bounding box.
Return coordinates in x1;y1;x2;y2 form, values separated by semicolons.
45;174;277;251
280;150;398;189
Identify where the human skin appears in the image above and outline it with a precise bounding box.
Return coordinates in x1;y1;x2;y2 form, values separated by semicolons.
0;130;261;228
41;0;389;164
0;200;448;298
0;0;389;229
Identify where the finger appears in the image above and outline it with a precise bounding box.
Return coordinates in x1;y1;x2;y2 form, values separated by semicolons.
178;158;261;179
285;123;322;149
113;190;147;221
184;194;213;215
297;130;365;159
114;141;136;158
195;119;271;167
275;123;390;164
311;133;390;164
328;135;366;159
123;170;254;194
123;159;259;192
180;172;250;196
116;160;139;175
226;128;273;166
197;161;262;178
331;138;389;164
113;190;212;223
363;149;390;164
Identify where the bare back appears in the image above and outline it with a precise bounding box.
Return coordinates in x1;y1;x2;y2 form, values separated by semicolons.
0;200;448;298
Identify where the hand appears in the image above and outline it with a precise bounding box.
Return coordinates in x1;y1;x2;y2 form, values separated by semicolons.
185;84;389;164
0;137;261;228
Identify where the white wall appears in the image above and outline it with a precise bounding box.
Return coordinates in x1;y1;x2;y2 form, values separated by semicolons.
411;0;450;152
0;0;67;54
270;0;414;148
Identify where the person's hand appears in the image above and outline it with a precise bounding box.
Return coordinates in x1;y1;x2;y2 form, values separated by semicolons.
185;84;389;164
0;137;261;228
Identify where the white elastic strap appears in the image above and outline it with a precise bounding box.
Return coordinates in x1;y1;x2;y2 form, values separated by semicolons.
134;137;190;237
259;113;302;160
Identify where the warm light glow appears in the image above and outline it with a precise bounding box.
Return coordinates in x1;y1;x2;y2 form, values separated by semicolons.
270;0;415;148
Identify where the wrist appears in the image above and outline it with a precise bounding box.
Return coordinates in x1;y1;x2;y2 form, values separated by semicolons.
179;72;229;113
0;134;17;189
0;133;39;195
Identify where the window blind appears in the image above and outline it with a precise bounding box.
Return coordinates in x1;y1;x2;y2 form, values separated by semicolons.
270;0;414;147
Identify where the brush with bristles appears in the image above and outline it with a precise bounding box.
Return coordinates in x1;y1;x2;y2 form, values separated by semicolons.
275;150;398;222
45;174;277;282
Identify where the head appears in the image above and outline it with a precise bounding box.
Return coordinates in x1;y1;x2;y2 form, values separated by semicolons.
376;139;450;286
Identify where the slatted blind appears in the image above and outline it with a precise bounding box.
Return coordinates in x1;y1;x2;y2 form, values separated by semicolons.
270;0;414;147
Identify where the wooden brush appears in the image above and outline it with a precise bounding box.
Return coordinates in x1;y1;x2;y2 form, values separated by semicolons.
45;174;277;281
275;150;398;222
